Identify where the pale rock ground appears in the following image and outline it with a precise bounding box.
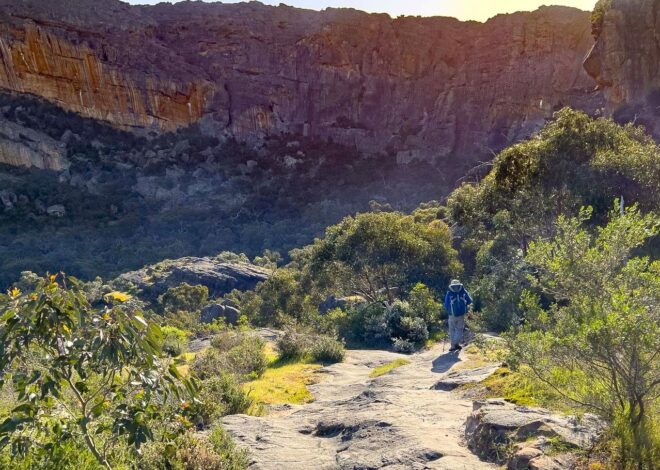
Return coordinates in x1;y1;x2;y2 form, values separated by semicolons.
223;343;499;469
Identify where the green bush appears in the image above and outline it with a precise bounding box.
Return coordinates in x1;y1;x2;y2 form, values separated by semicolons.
276;330;345;363
408;282;443;325
309;336;345;363
192;333;267;381
193;373;253;426
276;331;310;360
191;348;228;381
224;335;267;379
0;439;103;470
392;338;416;354
161;325;189;357
158;283;209;313
512;205;660;469
140;428;248;470
396;316;428;344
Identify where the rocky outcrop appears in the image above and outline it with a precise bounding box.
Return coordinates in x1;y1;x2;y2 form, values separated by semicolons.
583;0;660;134
465;399;603;467
0;117;67;170
114;257;269;300
224;345;500;469
200;302;241;325
0;0;602;165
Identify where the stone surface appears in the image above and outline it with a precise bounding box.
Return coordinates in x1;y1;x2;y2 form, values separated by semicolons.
465;399;603;464
0;118;67;170
432;364;500;391
200;302;241;325
0;0;602;167
46;204;66;217
114;257;269;299
508;446;543;469
224;344;500;469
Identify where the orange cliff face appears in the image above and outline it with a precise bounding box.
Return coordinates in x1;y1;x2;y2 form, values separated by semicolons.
0;24;214;131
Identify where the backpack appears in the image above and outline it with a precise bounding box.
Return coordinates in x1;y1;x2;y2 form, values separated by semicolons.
448;290;469;316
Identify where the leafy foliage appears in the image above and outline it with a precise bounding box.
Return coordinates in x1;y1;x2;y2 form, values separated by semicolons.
192;333;267;381
159;283;209;314
447;108;660;331
511;204;660;468
0;275;197;468
306;211;461;304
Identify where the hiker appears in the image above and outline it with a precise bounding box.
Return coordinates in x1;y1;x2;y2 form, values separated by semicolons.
444;279;472;352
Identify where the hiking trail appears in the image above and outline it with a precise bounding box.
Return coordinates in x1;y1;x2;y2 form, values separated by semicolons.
223;342;499;469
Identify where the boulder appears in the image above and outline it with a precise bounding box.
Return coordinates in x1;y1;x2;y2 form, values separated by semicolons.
508;447;543;470
46;204;66;217
115;256;269;300
466;399;603;465
200;302;241;325
0;190;17;211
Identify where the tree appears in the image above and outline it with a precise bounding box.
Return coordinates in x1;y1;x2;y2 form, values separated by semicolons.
511;204;660;468
158;282;209;313
306;211;461;304
0;275;197;469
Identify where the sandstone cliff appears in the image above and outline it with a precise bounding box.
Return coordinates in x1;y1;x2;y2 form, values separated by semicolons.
0;118;67;170
584;0;660;134
584;0;658;105
0;0;601;166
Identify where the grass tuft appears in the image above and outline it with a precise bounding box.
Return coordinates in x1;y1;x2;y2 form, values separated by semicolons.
242;359;321;408
369;359;410;378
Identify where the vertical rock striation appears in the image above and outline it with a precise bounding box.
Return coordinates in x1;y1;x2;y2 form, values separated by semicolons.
0;0;603;165
584;0;660;134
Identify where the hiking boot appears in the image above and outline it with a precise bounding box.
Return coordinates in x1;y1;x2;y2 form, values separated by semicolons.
456;344;463;351
449;345;458;352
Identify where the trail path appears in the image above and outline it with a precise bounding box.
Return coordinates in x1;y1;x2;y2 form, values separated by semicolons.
223;343;498;469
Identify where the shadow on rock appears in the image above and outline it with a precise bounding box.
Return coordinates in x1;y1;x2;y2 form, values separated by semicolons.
431;351;461;373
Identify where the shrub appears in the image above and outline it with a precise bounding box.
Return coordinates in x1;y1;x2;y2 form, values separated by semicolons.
356;304;391;345
159;283;209;313
210;331;245;352
224;335;267;379
141;429;248;470
396;316;429;344
392;338;417;354
208;426;250;469
161;325;189;357
309;336;345;363
0;275;195;469
191;348;228;381
512;205;660;469
193;373;253;426
276;330;345;363
276;331;311;360
192;333;267;381
408;282;442;325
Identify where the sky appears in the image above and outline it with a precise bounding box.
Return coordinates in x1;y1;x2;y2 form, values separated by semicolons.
125;0;599;22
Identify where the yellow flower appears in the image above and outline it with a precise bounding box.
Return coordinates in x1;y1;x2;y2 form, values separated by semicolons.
104;291;132;303
9;287;20;298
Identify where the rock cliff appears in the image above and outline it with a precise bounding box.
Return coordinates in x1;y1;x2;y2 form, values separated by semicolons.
0;0;601;165
0;118;67;170
584;0;660;134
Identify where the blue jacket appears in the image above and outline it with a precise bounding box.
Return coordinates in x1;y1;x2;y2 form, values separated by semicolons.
444;288;473;316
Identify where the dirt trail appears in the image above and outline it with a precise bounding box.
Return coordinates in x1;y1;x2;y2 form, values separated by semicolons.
223;343;498;469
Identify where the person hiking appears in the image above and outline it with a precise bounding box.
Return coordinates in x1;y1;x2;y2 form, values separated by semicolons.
444;279;472;352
